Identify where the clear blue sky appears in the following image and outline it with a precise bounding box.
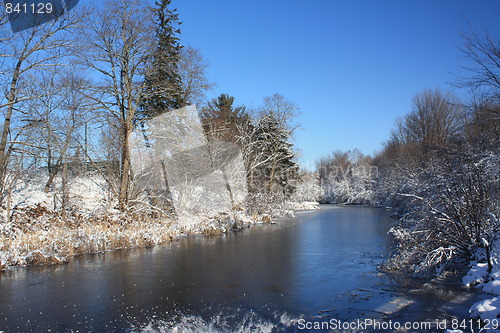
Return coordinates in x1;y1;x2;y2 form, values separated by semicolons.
82;1;500;168
169;0;500;168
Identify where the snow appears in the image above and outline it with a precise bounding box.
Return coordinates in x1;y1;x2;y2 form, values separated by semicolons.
287;201;319;211
483;279;500;295
6;171;112;215
464;241;500;322
462;262;489;286
470;297;500;320
0;171;315;270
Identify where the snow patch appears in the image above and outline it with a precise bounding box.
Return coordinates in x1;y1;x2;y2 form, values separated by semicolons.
463;262;489;286
483;279;500;296
470;297;500;320
287;201;320;211
463;240;500;323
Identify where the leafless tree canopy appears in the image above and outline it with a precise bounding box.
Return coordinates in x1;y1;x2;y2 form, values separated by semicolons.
459;28;500;99
73;0;156;210
179;46;216;108
397;88;463;147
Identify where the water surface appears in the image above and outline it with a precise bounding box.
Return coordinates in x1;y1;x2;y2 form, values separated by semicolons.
0;205;482;332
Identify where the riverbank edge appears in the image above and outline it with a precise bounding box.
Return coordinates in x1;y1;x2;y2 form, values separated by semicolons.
375;202;500;326
0;202;320;271
461;240;500;324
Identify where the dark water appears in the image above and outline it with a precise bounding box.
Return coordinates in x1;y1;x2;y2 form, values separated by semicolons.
0;205;483;332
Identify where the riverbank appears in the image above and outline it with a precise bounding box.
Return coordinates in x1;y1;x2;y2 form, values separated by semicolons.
461;239;500;325
0;208;255;270
0;174;319;270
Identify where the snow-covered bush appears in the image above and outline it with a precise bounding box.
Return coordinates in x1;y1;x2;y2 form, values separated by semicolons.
288;171;322;203
317;149;376;205
384;153;500;277
245;192;294;219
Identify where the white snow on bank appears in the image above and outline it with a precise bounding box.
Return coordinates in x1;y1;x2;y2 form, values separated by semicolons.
463;262;490;286
6;172;113;215
464;240;500;323
288;201;320;211
1;171;317;270
470;297;500;321
483;278;500;295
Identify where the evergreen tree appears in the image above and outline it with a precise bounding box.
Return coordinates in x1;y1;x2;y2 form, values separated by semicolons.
253;114;299;196
139;0;186;120
201;94;248;143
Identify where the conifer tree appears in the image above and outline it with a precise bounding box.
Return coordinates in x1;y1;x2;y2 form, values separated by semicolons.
253;114;299;196
139;0;186;120
201;94;248;143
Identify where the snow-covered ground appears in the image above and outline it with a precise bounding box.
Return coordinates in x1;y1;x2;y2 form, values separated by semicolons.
0;173;318;270
463;240;500;327
287;201;320;211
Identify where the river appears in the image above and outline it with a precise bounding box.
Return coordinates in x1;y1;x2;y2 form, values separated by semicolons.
0;205;484;332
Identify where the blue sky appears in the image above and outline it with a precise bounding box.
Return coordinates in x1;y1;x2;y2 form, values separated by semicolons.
169;1;500;168
82;1;500;168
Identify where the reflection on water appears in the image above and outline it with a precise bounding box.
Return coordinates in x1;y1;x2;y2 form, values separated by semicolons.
0;205;482;332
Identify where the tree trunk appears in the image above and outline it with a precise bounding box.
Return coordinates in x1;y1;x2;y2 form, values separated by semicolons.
160;160;174;205
119;125;131;211
268;158;277;195
483;238;493;275
0;60;22;184
61;160;68;220
44;130;74;192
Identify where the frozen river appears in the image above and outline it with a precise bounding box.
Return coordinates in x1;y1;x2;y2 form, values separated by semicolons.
0;205;482;332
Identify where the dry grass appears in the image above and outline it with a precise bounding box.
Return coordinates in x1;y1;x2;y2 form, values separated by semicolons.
0;206;255;270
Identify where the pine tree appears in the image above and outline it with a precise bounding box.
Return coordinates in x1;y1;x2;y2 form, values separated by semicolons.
201;94;248;143
135;0;186;213
253;114;299;197
139;0;186;120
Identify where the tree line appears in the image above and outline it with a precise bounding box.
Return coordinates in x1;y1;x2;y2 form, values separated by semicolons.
0;0;301;219
316;28;500;276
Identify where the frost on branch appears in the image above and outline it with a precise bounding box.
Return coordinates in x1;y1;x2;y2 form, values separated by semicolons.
383;154;500;277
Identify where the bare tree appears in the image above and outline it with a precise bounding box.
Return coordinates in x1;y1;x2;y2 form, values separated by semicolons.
465;99;500;151
455;28;500;151
258;93;300;135
459;28;500;101
38;72;90;192
0;9;80;194
179;46;215;108
317;149;375;204
74;0;155;210
236;115;274;190
401;89;462;147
